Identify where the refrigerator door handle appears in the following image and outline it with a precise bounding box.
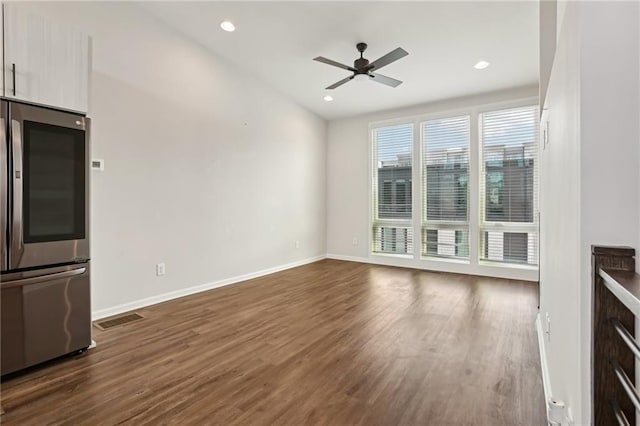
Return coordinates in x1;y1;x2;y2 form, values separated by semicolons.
1;267;86;289
1;114;6;271
11;119;23;267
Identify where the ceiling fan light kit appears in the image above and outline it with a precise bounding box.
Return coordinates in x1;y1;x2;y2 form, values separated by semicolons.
353;73;371;83
313;42;408;90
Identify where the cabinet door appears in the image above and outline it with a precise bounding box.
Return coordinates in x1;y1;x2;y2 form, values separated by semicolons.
4;3;89;113
0;5;4;96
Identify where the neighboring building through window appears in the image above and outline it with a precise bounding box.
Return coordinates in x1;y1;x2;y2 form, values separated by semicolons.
372;124;413;255
369;104;538;268
422;116;470;259
480;106;538;265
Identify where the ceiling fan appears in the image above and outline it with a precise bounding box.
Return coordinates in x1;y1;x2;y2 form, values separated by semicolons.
313;43;409;90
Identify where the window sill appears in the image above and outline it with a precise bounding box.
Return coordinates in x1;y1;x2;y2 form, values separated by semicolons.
421;256;470;265
371;252;413;260
478;260;538;271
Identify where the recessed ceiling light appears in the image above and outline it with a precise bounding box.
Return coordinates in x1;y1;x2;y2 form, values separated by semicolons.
323;95;334;102
474;60;490;70
220;21;236;32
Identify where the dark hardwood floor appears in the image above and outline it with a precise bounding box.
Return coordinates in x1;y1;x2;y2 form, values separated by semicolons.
1;259;545;425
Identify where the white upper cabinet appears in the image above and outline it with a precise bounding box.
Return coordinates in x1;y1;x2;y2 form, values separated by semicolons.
0;6;3;96
3;3;90;113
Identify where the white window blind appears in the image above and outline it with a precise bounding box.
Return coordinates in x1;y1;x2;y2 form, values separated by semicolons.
479;106;538;265
422;116;470;259
372;124;413;255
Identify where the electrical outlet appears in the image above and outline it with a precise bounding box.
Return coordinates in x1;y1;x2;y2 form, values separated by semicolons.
352;237;358;246
545;312;551;342
295;240;300;249
156;263;166;276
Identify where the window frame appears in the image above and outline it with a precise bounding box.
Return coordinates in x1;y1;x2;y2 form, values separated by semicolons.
478;105;540;266
420;114;471;260
367;96;539;278
370;121;415;257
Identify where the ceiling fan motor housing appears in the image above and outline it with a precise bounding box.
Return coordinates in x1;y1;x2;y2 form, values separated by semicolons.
354;42;369;72
354;57;370;71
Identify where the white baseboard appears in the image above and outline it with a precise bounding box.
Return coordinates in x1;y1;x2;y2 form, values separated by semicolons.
536;313;553;421
326;253;370;263
327;253;538;281
92;254;326;321
536;313;573;425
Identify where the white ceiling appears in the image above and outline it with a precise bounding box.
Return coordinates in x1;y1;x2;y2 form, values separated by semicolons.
142;2;539;120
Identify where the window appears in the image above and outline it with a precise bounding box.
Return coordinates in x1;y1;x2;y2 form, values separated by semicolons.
372;124;413;255
422;116;470;259
369;102;538;273
479;106;538;265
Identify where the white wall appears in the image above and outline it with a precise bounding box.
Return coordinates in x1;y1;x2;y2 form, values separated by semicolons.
24;2;327;317
540;2;640;423
539;2;582;421
326;85;539;281
539;0;557;110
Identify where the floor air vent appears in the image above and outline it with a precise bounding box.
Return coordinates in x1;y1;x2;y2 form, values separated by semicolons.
94;313;144;330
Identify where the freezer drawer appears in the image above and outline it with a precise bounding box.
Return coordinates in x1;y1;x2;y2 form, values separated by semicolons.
1;263;91;375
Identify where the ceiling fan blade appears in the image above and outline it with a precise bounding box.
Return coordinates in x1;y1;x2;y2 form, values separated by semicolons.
326;76;354;90
370;73;403;88
314;56;357;72
368;47;409;71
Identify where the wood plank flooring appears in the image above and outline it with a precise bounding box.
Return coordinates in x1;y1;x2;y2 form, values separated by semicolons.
0;259;545;425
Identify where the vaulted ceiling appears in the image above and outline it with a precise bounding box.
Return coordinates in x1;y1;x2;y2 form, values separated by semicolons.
143;2;539;120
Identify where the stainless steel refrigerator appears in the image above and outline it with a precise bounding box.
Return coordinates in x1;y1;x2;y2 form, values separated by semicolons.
1;100;91;376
